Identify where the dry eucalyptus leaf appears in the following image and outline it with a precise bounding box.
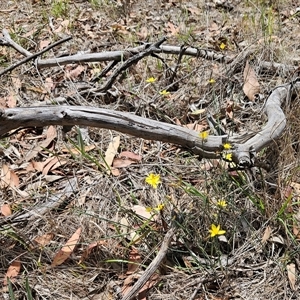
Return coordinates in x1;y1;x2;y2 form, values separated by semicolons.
132;205;153;219
287;263;296;290
1;204;12;216
243;60;260;101
34;233;54;247
262;226;272;243
0;164;19;188
4;260;21;286
51;227;82;267
104;136;120;174
25;126;57;161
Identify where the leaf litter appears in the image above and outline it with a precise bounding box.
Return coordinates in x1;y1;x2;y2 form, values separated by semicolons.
0;0;299;299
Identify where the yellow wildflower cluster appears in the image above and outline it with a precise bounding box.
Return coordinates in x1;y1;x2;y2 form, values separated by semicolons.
223;143;231;150
159;90;170;96
217;199;227;208
209;224;226;237
145;173;161;189
199;131;209;141
146;77;156;83
219;43;226;50
222;142;233;161
146;203;165;213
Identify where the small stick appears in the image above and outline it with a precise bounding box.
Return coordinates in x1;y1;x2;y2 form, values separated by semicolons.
121;227;175;300
1;29;33;57
0;36;72;77
99;37;167;92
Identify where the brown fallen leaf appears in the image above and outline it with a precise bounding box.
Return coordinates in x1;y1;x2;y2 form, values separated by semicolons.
51;227;82;267
184;123;207;132
1;204;12;216
262;226;272;243
34;233;54;247
112;151;142;168
122;273;159;300
243;60;260;101
104;136;120;174
137;274;159;300
0;164;19;188
1;164;11;186
79;240;107;264
137;26;148;39
119;151;142;161
39;39;51;50
42;157;67;175
62;144;95;154
287;263;296;290
166;22;180;36
111;23;130;34
132;205;153;220
25;126;57;161
44;77;54;93
113;158;135;168
4;260;21;286
5;92;17;108
126;247;142;275
66;65;85;79
54;19;70;34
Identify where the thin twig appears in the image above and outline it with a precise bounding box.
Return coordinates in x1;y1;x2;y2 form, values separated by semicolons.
99;37;167;92
188;281;203;300
0;36;72;77
121;227;176;300
1;29;32;57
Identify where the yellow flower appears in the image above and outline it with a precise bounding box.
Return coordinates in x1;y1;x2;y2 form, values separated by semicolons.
217;200;227;208
223;143;232;150
155;203;165;211
219;42;226;50
209;224;226;237
199;131;209;140
159;90;170;96
208;78;216;84
146;77;156;83
145;173;161;189
146;207;153;212
224;153;232;161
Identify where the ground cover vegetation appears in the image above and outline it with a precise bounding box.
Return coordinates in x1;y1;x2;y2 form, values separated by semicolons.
0;0;300;299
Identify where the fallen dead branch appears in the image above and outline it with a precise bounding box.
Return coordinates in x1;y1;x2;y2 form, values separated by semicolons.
35;43;296;74
0;80;299;167
0;31;298;167
0;35;72;77
121;226;176;300
1;29;293;75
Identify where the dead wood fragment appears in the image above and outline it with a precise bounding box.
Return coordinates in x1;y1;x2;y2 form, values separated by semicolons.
35;44;296;75
121;227;175;300
0;81;298;167
99;37;167;92
0;29;32;57
0;36;72;77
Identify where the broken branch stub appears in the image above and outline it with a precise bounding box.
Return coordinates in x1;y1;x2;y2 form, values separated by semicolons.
0;80;298;167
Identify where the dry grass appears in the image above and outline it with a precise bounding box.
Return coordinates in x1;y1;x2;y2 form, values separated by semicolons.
0;0;300;299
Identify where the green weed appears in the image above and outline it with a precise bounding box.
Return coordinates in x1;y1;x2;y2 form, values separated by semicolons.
51;0;69;18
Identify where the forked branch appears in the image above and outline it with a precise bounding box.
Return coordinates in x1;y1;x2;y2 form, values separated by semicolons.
0;81;298;167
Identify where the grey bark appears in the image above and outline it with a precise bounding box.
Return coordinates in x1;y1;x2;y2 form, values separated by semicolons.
0;81;299;167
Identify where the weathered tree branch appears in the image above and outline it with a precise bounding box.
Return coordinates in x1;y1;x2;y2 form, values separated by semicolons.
35;44;296;74
0;29;32;57
0;32;298;167
0;81;298;167
0;36;72;77
121;227;176;300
